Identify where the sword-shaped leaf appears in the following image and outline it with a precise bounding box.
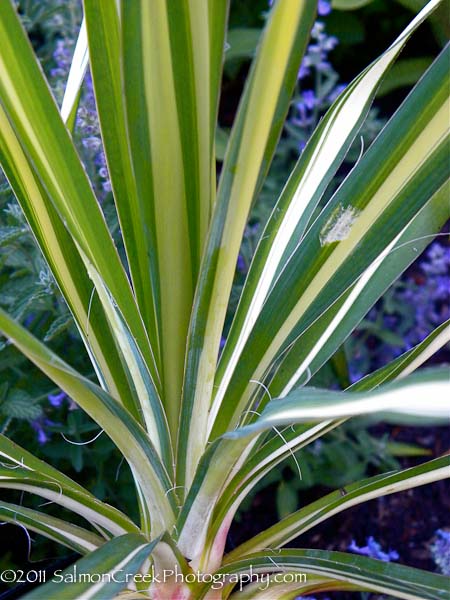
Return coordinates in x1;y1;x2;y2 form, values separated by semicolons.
0;501;103;554
23;534;159;600
210;42;449;439
225;368;449;439
0;309;176;535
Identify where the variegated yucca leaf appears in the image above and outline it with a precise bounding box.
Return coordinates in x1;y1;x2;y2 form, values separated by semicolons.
0;433;137;537
224;455;450;560
225;368;449;438
208;550;449;600
210;41;449;441
0;0;448;598
23;534;159;600
0;501;104;554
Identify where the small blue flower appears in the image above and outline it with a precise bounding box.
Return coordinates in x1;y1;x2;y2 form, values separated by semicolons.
318;0;332;16
298;62;310;80
348;536;399;562
23;313;36;328
82;136;102;152
48;391;66;407
431;530;450;576
31;418;57;445
302;90;317;110
237;254;247;273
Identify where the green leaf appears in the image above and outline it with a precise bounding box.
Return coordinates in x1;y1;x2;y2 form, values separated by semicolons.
386;441;432;457
227;369;449;439
44;313;74;341
60;17;88;130
224;455;449;560
378;57;434;96
0;0;160;399
215;126;230;161
0;434;137;536
0;309;176;535
23;534;158;600
0;389;42;420
276;481;298;519
179;0;317;492
332;0;376;9
0;501;103;554
211;549;450;599
211;40;449;438
0;225;24;246
224;27;262;69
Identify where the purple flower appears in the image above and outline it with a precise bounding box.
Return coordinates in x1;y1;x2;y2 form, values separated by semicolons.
302;90;317;110
82;136;102;152
318;0;332;16
431;530;450;575
237;254;247;273
23;313;36;328
298;62;310;80
349;537;399;562
36;428;49;445
31;417;57;445
50;38;73;80
349;240;450;380
48;391;66;407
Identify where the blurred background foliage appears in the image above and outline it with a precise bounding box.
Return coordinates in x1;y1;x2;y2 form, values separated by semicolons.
0;0;448;579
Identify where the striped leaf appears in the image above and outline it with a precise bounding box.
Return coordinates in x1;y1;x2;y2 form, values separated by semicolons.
225;368;449;439
0;435;137;536
208;549;450;600
224;455;450;561
179;0;317;490
175;422;338;567
0;95;137;420
228;576;357;599
206;318;450;565
0;501;103;554
210;42;450;439
23;534;158;600
209;315;450;556
0;0;160;391
117;0;228;437
60;17;88;129
0;309;176;535
266;179;450;398
213;0;443;424
201;421;340;573
82;1;162;369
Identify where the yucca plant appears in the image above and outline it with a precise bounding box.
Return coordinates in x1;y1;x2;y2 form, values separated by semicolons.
0;0;449;598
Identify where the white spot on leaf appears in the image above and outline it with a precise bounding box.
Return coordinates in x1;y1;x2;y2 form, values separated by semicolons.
319;205;360;246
